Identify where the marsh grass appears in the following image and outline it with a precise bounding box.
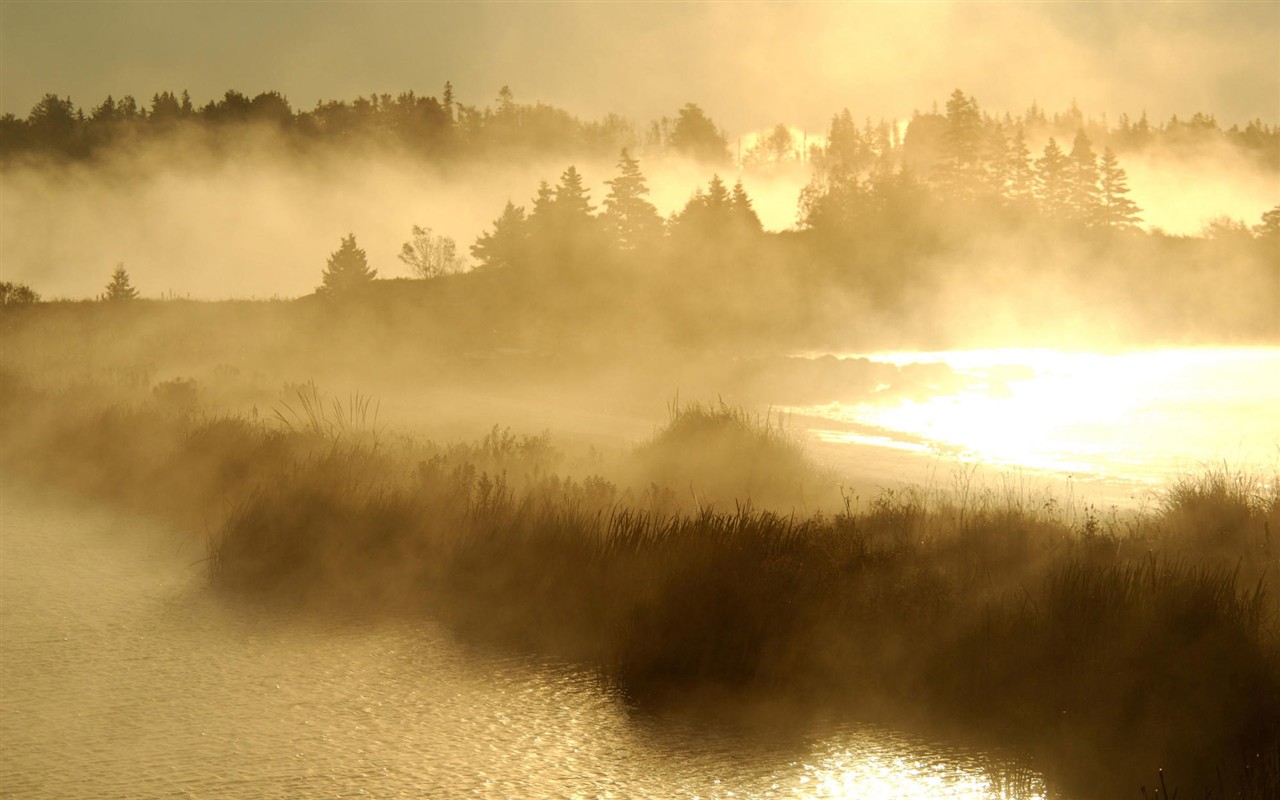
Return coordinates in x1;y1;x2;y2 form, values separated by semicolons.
629;399;829;512
3;379;1277;799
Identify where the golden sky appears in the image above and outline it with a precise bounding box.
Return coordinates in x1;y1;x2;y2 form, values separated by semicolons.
2;1;1278;130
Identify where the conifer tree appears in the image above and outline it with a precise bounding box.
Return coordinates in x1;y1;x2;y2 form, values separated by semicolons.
703;174;731;209
530;181;556;221
103;263;139;301
731;180;763;231
1256;203;1280;241
442;81;454;122
317;234;376;298
1006;127;1036;205
602;149;662;250
553;165;595;220
1097;147;1142;230
471;201;527;270
937;89;984;201
1035;138;1072;218
1067;130;1101;224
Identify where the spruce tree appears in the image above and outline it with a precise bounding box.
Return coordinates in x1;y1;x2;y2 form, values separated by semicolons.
470;201;527;270
1035;138;1072;219
1006;127;1035;205
1097;147;1142;230
1067;130;1101;224
103;263;139;301
602;149;662;250
317;234;376;298
731;180;763;231
553;166;595;220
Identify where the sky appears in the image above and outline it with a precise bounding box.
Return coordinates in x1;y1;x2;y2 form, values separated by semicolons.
2;1;1278;134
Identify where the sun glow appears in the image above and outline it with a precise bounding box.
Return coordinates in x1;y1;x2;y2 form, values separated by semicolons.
793;348;1280;484
787;734;1047;800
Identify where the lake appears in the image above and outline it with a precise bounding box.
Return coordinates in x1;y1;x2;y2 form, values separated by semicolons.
0;484;1053;799
789;347;1280;505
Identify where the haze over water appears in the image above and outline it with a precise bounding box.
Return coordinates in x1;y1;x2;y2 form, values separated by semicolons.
0;486;1050;800
795;347;1280;502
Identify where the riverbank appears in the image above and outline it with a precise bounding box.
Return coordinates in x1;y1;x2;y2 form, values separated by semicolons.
2;374;1277;799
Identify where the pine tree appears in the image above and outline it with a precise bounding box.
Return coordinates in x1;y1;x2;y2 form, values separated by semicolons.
553;166;595;220
602;149;662;250
982;123;1010;198
470;201;527;270
1006;127;1035;205
103;263;139;301
937;89;984;201
530;181;556;221
1097;147;1141;230
731;180;762;231
1035;138;1072;219
317;234;377;298
704;174;731;209
1067;130;1101;224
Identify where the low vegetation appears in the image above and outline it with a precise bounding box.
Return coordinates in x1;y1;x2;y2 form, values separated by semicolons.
2;374;1276;800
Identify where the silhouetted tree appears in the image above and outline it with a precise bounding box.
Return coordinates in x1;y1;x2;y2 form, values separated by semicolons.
602;149;662;250
821;109;872;177
1067;130;1100;224
471;201;528;271
673;175;763;239
1006;127;1035;205
731;180;763;231
1097;147;1141;229
1201;216;1252;240
150;91;182;121
317;234;376;298
668;103;729;164
399;225;465;279
0;281;40;306
1035;138;1072;218
744;123;797;169
936;89;984;201
28;94;80;153
496;85;516;118
553;165;595;220
442;81;455;123
103;263;139;301
1255;204;1280;241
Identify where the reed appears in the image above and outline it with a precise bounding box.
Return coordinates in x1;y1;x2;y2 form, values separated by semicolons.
3;378;1276;799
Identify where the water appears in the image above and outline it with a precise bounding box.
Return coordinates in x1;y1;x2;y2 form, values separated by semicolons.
789;347;1280;501
0;484;1051;799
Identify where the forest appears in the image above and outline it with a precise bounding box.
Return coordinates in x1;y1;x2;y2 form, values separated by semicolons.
3;86;1278;354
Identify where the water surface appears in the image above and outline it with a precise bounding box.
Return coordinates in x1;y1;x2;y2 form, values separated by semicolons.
791;347;1280;502
0;484;1051;799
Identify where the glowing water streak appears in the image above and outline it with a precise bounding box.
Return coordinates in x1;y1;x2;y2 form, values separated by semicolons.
792;347;1280;484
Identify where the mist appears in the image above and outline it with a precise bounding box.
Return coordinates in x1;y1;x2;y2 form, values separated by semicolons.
3;5;1280;800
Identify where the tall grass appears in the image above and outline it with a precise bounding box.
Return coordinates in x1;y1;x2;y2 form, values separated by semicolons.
3;377;1277;799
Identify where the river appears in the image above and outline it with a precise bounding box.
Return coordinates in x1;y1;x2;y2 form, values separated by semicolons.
790;347;1280;506
0;483;1052;799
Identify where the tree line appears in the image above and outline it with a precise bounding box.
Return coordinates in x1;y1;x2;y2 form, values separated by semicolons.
2;84;1276;171
0;85;732;165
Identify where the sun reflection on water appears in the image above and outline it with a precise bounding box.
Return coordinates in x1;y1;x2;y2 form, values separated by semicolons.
787;735;1047;800
792;347;1280;485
